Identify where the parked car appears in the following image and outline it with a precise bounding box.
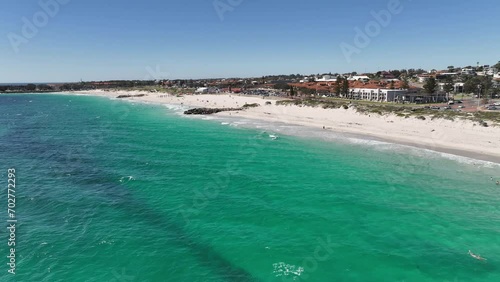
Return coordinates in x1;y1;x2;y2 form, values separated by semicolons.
442;106;451;110
430;106;440;110
456;100;463;104
458;105;465;109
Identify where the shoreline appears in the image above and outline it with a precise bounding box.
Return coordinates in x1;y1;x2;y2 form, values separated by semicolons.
41;90;500;164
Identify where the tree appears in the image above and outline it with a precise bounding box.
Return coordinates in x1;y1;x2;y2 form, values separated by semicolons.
290;86;295;97
464;77;479;93
335;76;343;97
390;70;402;78
494;61;500;70
443;76;454;99
479;76;494;98
402;77;410;89
26;84;36;91
389;81;395;89
464;76;493;97
342;79;349;97
273;83;290;91
447;66;455;72
423;77;437;94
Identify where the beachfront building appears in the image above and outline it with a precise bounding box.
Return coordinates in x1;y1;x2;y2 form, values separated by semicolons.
393;90;448;103
347;88;408;102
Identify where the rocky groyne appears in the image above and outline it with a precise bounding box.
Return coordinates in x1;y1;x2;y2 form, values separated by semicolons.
184;107;243;115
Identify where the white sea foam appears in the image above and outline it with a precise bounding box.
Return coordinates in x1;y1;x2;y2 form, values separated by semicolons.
119;176;135;183
163;104;189;112
436;151;500;168
273;262;304;280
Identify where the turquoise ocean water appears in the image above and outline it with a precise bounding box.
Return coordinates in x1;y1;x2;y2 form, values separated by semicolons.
0;94;499;282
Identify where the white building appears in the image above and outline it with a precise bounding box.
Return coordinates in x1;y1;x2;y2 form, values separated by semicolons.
348;75;370;82
195;87;209;94
316;75;337;82
461;68;475;75
384;78;401;82
417;75;431;83
348;88;408;102
438;82;463;93
454;82;465;93
300;77;313;83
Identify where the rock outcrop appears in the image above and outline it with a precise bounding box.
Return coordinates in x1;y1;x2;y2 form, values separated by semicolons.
184;107;242;115
116;94;146;99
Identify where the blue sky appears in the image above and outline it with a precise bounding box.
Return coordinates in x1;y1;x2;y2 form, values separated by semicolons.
0;0;499;83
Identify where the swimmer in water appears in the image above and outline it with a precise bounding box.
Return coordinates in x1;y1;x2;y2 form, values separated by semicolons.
469;250;486;261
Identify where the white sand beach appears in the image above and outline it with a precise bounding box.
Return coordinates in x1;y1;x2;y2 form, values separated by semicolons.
69;90;500;162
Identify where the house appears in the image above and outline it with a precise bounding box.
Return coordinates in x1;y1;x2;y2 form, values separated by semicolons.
380;71;395;79
348;75;370;82
417;74;432;83
461;68;475;75
435;73;459;80
316;75;337;82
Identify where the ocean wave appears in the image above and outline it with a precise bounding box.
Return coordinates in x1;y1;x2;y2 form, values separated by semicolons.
163;104;189;112
273;262;304;280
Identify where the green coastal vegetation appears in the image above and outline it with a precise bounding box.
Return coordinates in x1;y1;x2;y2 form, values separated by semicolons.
276;98;500;127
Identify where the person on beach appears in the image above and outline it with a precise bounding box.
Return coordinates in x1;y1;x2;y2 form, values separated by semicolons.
469;250;486;261
497;181;499;186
